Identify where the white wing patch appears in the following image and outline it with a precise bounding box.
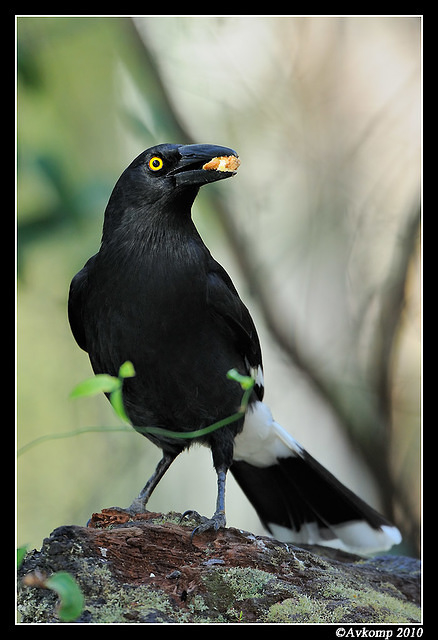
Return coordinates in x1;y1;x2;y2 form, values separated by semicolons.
249;364;264;390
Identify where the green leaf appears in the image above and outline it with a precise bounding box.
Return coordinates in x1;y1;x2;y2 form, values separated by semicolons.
227;368;255;390
110;387;130;423
17;545;27;568
69;374;120;399
45;572;84;622
118;360;135;379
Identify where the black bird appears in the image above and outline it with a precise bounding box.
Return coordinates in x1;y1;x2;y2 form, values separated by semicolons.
68;142;401;553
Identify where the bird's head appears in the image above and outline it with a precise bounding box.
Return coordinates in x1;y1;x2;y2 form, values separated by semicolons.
109;143;240;208
101;144;240;240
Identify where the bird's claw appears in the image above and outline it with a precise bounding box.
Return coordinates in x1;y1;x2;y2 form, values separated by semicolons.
180;509;207;525
181;509;226;540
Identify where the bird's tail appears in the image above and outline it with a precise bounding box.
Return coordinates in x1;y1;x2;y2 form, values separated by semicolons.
231;401;401;554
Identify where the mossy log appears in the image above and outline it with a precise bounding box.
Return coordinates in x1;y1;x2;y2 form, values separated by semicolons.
17;510;421;624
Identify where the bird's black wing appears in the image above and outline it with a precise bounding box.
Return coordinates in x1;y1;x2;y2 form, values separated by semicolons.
206;257;264;401
68;255;97;353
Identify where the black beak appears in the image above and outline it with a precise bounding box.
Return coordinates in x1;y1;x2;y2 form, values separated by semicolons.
172;143;239;187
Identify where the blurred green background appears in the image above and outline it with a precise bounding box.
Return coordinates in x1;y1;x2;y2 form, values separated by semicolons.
17;16;421;556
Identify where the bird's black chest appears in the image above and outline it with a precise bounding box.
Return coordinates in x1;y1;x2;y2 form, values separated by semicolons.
81;234;246;437
87;243;208;370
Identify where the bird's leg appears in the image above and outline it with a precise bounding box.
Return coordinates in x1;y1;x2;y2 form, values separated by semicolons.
186;465;228;537
214;467;227;520
127;451;177;514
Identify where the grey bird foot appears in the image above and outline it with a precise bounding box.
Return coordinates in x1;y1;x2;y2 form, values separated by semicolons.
181;509;226;539
126;498;148;515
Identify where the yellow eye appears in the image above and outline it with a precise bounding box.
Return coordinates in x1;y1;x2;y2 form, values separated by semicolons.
148;156;164;171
